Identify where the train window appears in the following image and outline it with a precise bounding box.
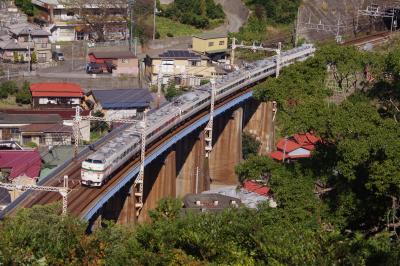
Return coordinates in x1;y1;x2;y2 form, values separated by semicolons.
85;159;93;163
92;160;103;164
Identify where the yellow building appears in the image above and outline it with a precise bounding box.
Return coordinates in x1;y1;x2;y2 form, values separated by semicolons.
192;32;228;54
145;50;225;87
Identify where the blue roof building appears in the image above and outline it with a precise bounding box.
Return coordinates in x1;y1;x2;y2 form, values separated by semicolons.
88;89;154;120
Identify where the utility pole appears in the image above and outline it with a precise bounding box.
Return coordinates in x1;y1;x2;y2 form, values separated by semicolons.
204;79;216;157
231;39;282;77
134;109;147;216
27;29;31;72
128;0;134;52
73;107;148;218
153;0;156;40
295;7;301;47
231;37;236;66
0;175;70;215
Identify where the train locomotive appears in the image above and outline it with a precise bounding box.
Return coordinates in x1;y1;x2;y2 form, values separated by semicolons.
81;44;316;187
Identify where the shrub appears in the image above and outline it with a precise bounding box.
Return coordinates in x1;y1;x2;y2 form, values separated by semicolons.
16;81;32;104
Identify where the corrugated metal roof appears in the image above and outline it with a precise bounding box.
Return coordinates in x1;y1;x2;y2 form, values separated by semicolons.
0;113;62;124
92;89;152;109
0;150;41;180
30;83;83;97
20;123;72;133
1;109;90;120
193;32;227;40
89;50;136;59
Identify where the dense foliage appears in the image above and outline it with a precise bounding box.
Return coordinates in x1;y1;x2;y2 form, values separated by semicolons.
247;0;301;25
0;80;31;104
161;0;225;29
14;0;37;16
2;44;400;264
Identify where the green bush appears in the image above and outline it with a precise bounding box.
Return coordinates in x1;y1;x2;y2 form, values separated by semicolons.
25;141;38;148
16;81;32;104
162;0;225;29
0;80;18;99
15;0;37;16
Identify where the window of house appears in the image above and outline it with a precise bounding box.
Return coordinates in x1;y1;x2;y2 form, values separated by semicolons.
67;12;74;17
39;98;49;104
219;41;225;45
208;42;214;47
10;128;19;134
190;60;200;67
70;98;80;105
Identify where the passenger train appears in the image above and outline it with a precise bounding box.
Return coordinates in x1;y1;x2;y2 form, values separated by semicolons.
81;44;316;187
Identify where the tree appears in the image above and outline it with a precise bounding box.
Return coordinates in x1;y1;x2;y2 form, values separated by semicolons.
90;110;109;133
61;0;153;42
13;51;19;63
242;132;261;159
0;203;87;265
0;80;18;99
16;81;32;104
30;51;37;64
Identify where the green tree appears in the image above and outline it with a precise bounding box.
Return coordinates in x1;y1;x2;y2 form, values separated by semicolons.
16;81;32;104
242;132;261;159
13;51;19;63
0;80;18;98
30;51;38;64
0;204;87;265
90;110;110;133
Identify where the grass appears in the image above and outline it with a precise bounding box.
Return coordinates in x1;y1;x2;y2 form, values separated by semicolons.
156;17;203;38
0;96;29;109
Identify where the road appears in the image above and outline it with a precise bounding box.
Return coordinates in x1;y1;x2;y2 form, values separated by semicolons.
215;0;249;33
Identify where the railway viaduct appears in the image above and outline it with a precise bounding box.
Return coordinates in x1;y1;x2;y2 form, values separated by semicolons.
100;98;275;224
1;45;315;228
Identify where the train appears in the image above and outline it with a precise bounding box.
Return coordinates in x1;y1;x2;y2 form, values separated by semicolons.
81;44;316;187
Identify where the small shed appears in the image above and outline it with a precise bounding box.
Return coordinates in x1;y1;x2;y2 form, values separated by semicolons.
88;50;139;76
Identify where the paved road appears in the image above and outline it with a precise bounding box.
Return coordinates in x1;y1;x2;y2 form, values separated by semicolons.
215;0;249;33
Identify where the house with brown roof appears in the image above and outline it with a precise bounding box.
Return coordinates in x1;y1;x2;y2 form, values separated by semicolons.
29;82;84;109
88;50;139;77
19;123;73;146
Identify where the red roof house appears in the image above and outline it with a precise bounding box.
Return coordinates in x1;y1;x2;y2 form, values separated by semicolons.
243;180;270;196
30;83;84;109
270;133;321;162
0;150;41;180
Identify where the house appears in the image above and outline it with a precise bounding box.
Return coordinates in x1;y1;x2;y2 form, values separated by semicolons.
0;109;91;145
0;112;62;142
86;89;153;120
88;51;139;77
202;180;276;209
269;133;321;161
19;123;73;146
145;50;223;86
0;150;41;181
0;24;52;63
30;83;84;109
192;32;229;62
183;193;241;213
8;24;52;63
32;0;127;42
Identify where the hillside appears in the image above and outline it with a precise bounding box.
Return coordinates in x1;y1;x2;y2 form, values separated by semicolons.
299;0;393;41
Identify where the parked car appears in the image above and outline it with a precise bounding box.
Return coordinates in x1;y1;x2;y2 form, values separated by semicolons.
52;51;64;61
86;63;104;74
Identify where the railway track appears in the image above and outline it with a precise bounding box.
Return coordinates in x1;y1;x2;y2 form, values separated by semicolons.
3;87;254;219
343;31;391;47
